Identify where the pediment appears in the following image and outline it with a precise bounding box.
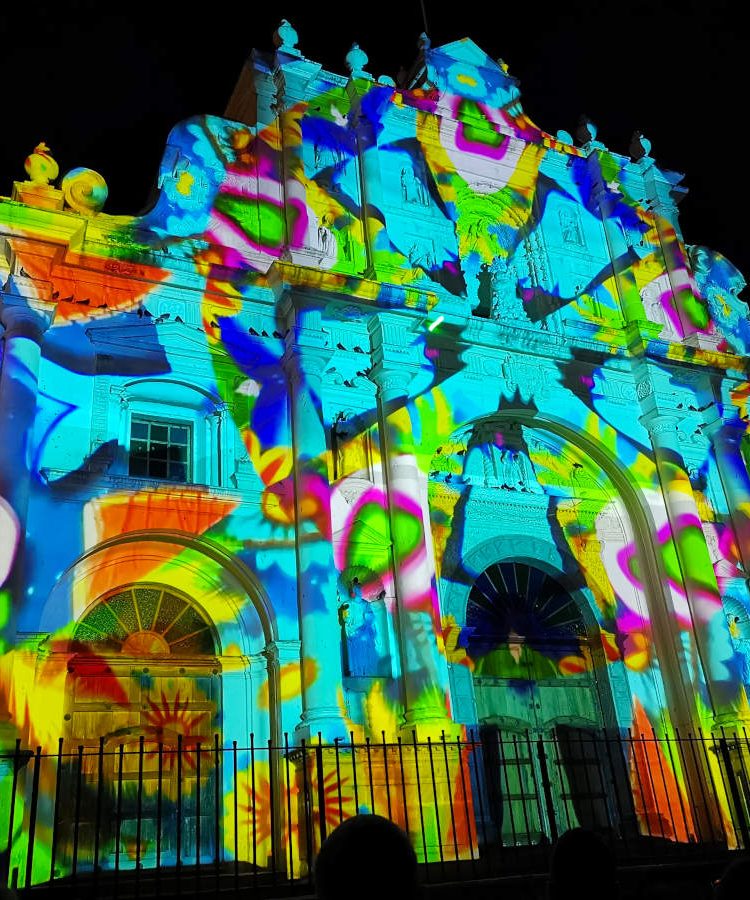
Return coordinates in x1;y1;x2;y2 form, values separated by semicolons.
85;319;218;353
332;520;390;547
431;38;505;71
425;38;522;110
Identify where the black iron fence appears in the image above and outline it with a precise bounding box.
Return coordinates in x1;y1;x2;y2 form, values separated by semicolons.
1;727;749;895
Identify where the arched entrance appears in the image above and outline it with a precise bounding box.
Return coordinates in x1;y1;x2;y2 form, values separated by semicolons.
64;584;222;865
465;561;613;844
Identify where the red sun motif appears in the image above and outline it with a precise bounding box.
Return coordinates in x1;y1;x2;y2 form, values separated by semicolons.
142;691;209;771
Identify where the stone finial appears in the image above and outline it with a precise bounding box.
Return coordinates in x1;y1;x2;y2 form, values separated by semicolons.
61;167;108;216
273;19;300;55
556;129;574;145
629;130;652;161
346;43;371;80
575;115;605;150
24;142;59;185
575;116;597;145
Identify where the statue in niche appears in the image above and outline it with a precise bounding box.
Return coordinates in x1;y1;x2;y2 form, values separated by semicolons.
332;413;370;480
314;142;343;170
316;214;336;261
499;447;543;493
489;256;528;322
559;207;585;247
407;241;435;272
400;166;428;206
338;578;387;676
640;281;679;341
725;598;750;688
339;221;354;263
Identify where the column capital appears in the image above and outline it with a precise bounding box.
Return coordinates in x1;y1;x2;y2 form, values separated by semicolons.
0;299;56;342
702;414;747;443
368;363;418;402
281;345;332;388
639;409;681;441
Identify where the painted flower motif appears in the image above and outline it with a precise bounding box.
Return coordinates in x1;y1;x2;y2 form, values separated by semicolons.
142;691;209;771
224;760;298;867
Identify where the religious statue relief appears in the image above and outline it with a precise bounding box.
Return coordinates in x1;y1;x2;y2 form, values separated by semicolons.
558;207;585;248
487;256;529;323
498;447;543;493
338;576;389;677
400;165;429;207
331;413;371;481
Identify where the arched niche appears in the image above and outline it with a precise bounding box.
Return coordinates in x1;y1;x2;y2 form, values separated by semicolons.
437;410;697;738
35;530;280;749
443;534;621;730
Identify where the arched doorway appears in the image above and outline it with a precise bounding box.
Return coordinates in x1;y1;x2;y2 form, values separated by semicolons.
64;584;222;866
465;561;614;844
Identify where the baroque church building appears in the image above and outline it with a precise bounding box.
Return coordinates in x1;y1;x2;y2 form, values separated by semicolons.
2;23;750;880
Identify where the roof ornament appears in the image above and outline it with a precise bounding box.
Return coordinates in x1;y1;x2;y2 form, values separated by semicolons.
629;130;653;162
418;32;431;52
273;19;300;56
24;142;59;185
346;43;372;80
61;167;108;216
575;115;605;150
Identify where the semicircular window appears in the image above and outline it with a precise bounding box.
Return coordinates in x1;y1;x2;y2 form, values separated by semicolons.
74;586;217;657
466;562;586;660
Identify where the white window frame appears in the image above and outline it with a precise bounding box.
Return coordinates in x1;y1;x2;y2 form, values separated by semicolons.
113;379;232;488
128;415;193;483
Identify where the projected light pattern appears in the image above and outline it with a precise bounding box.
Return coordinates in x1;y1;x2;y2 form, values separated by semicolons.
1;34;749;882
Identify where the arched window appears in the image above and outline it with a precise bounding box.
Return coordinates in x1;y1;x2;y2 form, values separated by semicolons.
466;560;586;662
74;585;218;657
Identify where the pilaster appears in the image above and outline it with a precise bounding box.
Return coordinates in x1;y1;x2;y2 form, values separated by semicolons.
589;167;644;328
640;406;750;728
0;297;56;748
281;337;348;743
702;414;750;575
368;351;454;738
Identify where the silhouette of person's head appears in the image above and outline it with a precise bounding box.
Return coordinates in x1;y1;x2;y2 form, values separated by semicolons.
314;814;419;900
713;855;750;900
548;827;617;900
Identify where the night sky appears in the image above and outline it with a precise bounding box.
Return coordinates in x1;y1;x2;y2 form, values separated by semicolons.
2;1;746;289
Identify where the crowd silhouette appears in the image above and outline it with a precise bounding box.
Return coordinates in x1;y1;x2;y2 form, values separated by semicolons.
314;814;420;900
312;817;748;900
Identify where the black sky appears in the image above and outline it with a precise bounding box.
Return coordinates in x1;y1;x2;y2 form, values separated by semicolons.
2;1;746;287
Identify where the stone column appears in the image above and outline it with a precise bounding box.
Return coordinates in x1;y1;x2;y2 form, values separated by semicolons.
640;163;708;342
0;299;55;745
640;409;749;725
283;347;348;742
369;363;453;738
273;52;322;263
590;171;645;328
347;80;383;278
704;417;750;574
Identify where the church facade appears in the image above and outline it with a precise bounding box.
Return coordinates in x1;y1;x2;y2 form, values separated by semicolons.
2;24;750;880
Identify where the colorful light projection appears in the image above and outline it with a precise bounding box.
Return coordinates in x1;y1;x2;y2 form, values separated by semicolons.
1;31;750;883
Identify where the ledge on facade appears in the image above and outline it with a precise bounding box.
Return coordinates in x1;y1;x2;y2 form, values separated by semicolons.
38;468;245;502
267;259;439;313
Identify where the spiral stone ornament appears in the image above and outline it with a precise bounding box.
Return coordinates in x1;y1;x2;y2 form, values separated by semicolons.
62;167;108;216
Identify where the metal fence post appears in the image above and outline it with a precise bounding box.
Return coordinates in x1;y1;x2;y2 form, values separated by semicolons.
718;733;750;849
535;736;558;844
